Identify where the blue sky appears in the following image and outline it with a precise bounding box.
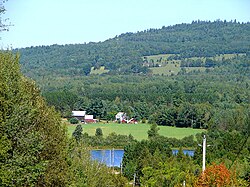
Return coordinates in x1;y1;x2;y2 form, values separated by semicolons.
1;0;250;48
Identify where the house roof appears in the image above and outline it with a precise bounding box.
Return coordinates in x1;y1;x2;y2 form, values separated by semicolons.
85;115;93;119
116;112;124;116
72;111;86;117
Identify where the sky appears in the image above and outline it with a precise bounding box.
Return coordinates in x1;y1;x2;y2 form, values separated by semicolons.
1;0;250;49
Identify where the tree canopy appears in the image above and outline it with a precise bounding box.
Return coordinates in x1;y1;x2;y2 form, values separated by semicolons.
0;52;69;186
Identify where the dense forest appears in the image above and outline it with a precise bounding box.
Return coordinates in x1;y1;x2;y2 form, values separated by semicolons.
1;19;250;186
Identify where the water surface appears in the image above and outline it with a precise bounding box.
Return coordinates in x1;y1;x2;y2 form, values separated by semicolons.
91;149;194;167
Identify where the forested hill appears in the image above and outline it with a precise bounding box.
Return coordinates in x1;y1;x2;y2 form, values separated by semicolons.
16;20;250;78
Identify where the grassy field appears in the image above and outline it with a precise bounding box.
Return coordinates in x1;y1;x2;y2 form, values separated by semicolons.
67;122;205;141
145;53;245;75
143;54;175;62
149;63;180;75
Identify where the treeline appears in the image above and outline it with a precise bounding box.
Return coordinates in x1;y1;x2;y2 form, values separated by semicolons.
15;20;250;78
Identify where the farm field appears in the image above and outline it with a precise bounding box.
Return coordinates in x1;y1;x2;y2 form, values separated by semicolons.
67;122;205;140
149;63;180;75
145;53;245;75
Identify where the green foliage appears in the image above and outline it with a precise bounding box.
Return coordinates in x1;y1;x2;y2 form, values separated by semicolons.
43;90;79;117
122;138;172;181
80;131;136;148
68;140;128;187
95;127;103;136
141;157;198;186
147;123;160;138
0;52;68;186
86;100;105;119
69;117;79;124
72;124;83;142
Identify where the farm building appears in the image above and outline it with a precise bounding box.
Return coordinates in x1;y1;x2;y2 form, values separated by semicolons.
127;118;138;124
72;111;97;123
115;112;126;122
84;115;97;123
72;111;86;121
115;112;137;124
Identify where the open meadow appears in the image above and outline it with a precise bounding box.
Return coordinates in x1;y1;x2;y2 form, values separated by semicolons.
145;53;244;75
67;122;205;141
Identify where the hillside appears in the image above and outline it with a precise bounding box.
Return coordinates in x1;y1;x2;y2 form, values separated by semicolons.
15;20;250;79
3;19;250;186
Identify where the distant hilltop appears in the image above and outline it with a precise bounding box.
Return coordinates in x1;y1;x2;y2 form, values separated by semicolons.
15;20;250;79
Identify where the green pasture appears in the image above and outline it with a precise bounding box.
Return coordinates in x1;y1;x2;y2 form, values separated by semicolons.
149;63;180;75
143;54;175;61
214;53;245;61
150;64;207;75
67;122;205;141
145;53;245;75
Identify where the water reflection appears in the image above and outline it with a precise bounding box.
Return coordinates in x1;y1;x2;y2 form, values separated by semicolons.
91;149;194;167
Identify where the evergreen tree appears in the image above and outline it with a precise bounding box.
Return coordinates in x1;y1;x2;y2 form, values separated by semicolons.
147;123;160;138
95;128;103;136
72;124;83;142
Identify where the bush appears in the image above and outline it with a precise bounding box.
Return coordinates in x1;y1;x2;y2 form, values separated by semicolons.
141;118;146;123
69;117;79;124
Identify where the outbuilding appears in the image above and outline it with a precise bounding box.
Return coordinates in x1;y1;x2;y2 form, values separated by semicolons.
84;115;97;123
72;111;86;121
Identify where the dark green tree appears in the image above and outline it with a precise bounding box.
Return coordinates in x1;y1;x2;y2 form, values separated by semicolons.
72;124;83;142
69;117;79;124
87;100;105;119
147;123;160;138
95;128;103;136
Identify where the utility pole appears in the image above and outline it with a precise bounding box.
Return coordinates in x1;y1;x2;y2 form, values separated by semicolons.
202;135;206;173
112;148;114;172
110;149;112;167
133;173;136;187
120;163;123;175
199;135;208;173
183;180;186;187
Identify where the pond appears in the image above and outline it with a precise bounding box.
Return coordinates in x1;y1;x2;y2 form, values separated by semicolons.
91;149;194;167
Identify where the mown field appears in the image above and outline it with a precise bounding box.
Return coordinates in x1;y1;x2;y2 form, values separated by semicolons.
67;122;205;140
145;53;245;75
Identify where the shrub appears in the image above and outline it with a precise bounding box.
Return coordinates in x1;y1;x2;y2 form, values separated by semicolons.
69;117;79;124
